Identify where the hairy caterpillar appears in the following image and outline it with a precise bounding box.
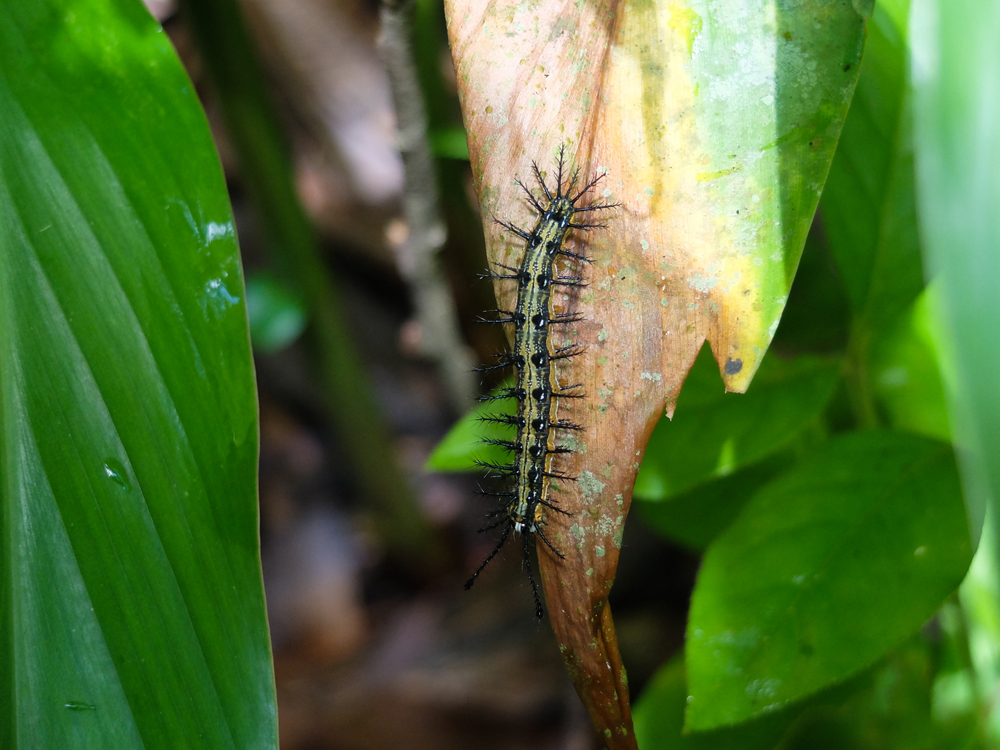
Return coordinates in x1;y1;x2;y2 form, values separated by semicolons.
467;149;617;617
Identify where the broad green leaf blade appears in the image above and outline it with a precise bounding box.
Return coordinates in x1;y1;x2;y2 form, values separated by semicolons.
870;286;951;441
685;432;971;731
636;457;785;552
911;0;1000;541
634;348;839;501
633;652;894;750
447;0;869;397
778;638;974;750
0;2;275;747
634;654;792;750
821;0;923;333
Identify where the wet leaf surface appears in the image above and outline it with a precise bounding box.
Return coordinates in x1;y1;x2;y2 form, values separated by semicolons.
0;2;274;746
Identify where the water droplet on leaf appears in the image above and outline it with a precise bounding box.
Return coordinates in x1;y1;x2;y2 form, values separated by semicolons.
103;458;131;491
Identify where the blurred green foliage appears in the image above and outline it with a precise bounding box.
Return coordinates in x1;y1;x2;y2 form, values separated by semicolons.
245;272;307;353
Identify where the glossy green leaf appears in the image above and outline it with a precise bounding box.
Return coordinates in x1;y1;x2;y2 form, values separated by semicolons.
778;637;978;750
636;457;786;552
912;0;1000;541
634;654;791;750
656;635;984;750
634;651;890;750
634;348;839;501
0;1;275;747
821;0;923;333
246;272;307;353
685;432;971;731
870;287;951;441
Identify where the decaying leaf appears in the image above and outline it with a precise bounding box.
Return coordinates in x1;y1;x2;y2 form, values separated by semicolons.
442;0;869;744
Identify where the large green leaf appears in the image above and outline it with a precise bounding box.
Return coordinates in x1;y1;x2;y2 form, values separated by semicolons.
636;457;786;552
685;432;971;731
870;287;950;441
634;654;793;750
0;1;274;747
634;649;939;750
911;0;1000;541
777;637;978;750
634;348;839;501
821;0;922;334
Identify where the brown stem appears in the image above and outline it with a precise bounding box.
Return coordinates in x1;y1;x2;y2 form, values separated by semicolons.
378;0;477;412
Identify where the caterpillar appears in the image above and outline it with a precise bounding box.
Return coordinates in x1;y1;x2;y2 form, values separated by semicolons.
466;148;617;618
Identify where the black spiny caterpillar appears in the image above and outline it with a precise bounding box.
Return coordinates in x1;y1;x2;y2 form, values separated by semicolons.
466;148;617;618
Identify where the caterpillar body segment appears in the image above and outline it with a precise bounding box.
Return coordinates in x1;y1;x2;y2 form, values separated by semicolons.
467;148;618;617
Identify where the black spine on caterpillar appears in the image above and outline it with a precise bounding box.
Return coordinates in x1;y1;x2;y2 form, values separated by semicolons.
466;148;618;618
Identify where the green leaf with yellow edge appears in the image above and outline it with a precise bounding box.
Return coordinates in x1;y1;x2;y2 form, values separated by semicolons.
443;0;869;745
0;1;274;746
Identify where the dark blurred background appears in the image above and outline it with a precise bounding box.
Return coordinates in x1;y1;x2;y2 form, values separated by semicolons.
140;1;853;747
